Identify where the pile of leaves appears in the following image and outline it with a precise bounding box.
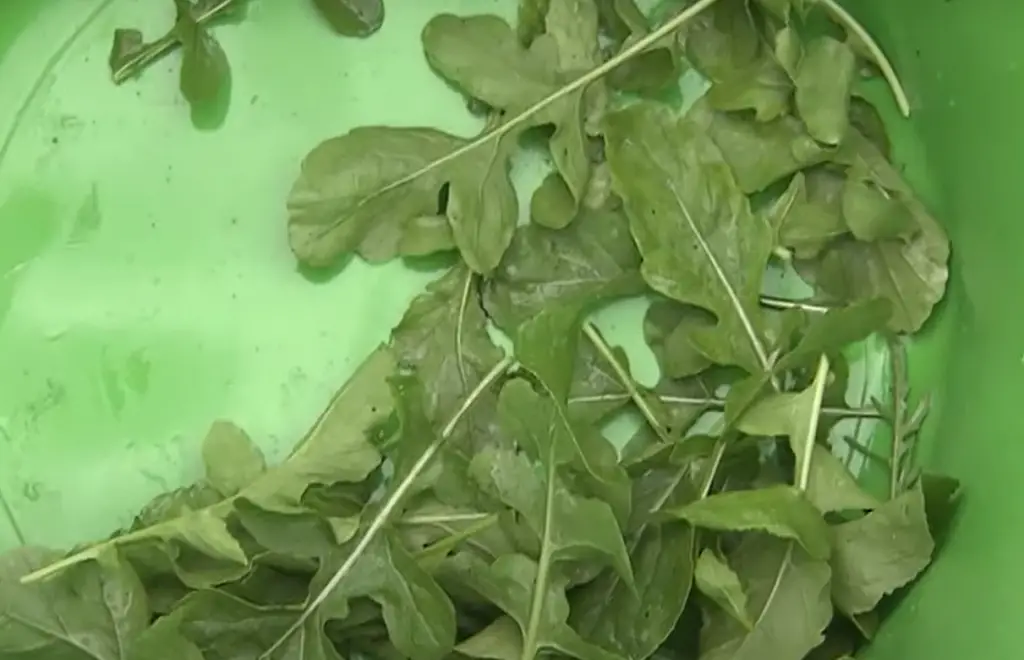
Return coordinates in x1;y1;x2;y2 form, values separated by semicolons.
109;0;386;114
3;1;963;659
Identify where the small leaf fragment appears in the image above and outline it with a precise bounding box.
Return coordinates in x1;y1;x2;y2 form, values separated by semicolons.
695;548;753;629
313;0;385;37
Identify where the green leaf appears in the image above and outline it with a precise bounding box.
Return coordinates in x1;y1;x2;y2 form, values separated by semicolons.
794;36;856;145
644;299;715;379
202;420;266;496
687;0;791;121
499;379;632;527
169;590;340;660
667;486;831;559
483;208;644;398
566;339;635;425
700;537;832;660
392;265;503;424
572;521;696;659
691;101;835;194
830;485;934;615
176;12;230;108
286;126;493;270
841;178;916;241
776;298;892;371
312;0;384;37
754;0;807;21
455;554;624;660
695;548;753;629
734;355;832;490
469;443;634;586
314;534;456;660
455;616;521;659
109;29;146;75
128;618;204;660
605;102;772;374
0;549;149;660
517;0;551;45
233;497;358;561
806;446;880;513
767;170;848;259
806;133;949;332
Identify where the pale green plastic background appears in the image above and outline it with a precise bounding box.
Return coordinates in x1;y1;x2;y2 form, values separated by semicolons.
0;1;1018;658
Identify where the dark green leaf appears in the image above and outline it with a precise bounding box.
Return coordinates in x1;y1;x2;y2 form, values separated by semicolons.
644;299;715;379
806;446;880;513
605;102;772;374
233;497;357;560
830;485;934;615
768;170;848;259
109;29;146;75
531;173;578;229
566;339;634;425
0;549;149;660
754;0;807;21
455;616;521;659
392;265;503;424
572;521;696;659
202;421;266;496
691;101;835;193
686;0;791;121
841;178;915;241
920;473;962;548
455;554;623;660
517;0;551;45
499;379;632;526
469;444;633;586
776;298;892;371
177;16;230;108
695;548;753;629
805;133;949;332
701;536;832;660
795;36;856;145
314;534;456;660
666;486;830;559
312;0;384;37
170;590;340;660
128;618;204;660
484;208;644;398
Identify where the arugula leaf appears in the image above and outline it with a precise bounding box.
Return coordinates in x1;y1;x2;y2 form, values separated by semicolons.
517;0;551;45
128;617;204;660
765;170;847;259
202;421;266;496
686;0;791;121
312;0;385;37
499;379;631;527
566;339;636;425
469;443;633;586
830;485;934;616
392;265;503;424
456;554;623;660
0;549;150;660
794;37;856;145
644;299;716;379
605;102;772;374
700;536;832;660
665;486;830;559
176;3;231;110
691;101;835;194
806;446;880;514
109;29;146;74
312;534;456;660
695;548;753;629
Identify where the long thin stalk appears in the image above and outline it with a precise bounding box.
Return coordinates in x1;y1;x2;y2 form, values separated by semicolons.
568;393;882;421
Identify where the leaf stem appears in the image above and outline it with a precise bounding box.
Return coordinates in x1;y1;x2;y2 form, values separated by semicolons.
758;296;829;314
568;393;882;420
260;355;514;659
583;323;671;443
815;0;911;117
796;355;831;491
111;0;238;84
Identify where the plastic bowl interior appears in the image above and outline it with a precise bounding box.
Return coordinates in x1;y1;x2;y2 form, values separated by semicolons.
0;1;1021;658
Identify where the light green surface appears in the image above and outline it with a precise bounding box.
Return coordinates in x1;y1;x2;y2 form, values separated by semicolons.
0;1;1016;658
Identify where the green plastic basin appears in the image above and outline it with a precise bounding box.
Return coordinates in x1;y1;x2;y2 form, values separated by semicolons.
0;1;1017;658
